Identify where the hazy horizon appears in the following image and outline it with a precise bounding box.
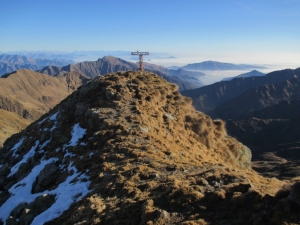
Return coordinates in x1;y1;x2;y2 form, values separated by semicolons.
1;0;299;70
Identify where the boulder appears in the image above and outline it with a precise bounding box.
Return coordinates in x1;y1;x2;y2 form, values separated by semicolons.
32;163;58;193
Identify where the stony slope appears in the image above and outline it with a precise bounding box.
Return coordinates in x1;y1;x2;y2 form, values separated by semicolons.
40;56;203;90
0;71;299;224
182;68;300;113
0;69;89;146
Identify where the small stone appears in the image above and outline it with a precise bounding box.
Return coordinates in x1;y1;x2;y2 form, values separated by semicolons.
159;210;170;220
25;208;30;214
149;173;159;179
105;89;115;100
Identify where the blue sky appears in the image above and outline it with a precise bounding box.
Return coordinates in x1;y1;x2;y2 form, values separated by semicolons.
0;0;299;66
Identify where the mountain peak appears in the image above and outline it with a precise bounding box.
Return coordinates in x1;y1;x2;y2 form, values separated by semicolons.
0;71;293;224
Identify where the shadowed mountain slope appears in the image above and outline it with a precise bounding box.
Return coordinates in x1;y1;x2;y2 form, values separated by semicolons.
209;77;300;120
244;98;300;119
182;68;300;113
0;71;298;225
40;56;203;90
225;98;300;179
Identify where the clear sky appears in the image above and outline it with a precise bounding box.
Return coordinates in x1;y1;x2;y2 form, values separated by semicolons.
0;0;299;66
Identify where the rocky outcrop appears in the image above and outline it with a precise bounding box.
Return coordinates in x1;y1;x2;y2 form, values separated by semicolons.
32;163;59;193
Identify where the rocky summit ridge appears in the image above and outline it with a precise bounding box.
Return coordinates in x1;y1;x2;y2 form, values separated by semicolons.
0;71;299;224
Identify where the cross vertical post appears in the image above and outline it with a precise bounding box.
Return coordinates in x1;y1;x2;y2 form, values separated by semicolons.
131;51;149;71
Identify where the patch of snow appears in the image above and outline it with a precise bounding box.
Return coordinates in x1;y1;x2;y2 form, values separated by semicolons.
66;123;86;147
10;137;26;157
80;142;87;146
64;151;76;159
31;162;91;225
48;112;59;132
38;150;45;154
38;117;48;125
55;148;61;153
38;110;58;125
8;140;40;178
40;139;51;150
89;152;94;158
50;122;57;132
0;158;58;223
49;112;58;121
0;158;91;225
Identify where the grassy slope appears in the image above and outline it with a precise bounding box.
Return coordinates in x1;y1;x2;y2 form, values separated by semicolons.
0;69;89;146
0;109;30;147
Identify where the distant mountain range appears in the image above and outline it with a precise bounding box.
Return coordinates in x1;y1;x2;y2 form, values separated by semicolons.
221;70;265;81
181;60;266;71
168;68;205;87
40;56;205;91
182;68;299;113
0;54;76;76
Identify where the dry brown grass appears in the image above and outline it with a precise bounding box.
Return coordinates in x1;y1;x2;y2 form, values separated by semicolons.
0;109;30;146
3;71;297;225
